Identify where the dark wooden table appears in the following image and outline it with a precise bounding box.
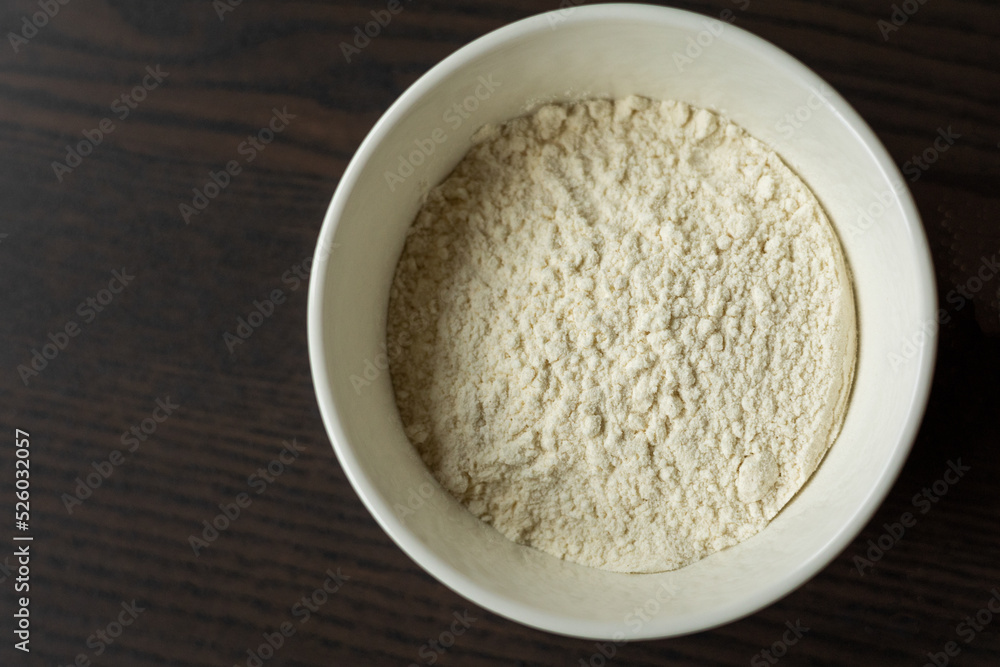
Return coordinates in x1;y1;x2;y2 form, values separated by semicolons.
1;0;998;665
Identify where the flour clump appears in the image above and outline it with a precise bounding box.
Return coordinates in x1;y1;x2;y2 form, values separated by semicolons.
387;96;856;573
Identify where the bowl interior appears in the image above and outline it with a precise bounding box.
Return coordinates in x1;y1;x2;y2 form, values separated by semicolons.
308;4;936;639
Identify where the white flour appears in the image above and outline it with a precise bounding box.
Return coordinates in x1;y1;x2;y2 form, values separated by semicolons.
387;96;856;573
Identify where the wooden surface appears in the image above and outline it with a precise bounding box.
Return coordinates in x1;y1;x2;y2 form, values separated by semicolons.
1;0;999;665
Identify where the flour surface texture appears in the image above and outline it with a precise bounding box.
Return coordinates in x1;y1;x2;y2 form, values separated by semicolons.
387;96;856;573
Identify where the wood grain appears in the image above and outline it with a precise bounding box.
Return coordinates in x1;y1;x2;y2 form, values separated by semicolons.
0;0;998;665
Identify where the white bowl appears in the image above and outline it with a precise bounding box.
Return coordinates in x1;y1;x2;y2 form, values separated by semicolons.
307;3;936;640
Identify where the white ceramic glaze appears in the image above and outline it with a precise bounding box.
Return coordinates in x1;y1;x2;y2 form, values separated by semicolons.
307;3;937;640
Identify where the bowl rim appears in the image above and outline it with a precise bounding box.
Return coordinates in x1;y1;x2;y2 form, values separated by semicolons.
307;2;938;640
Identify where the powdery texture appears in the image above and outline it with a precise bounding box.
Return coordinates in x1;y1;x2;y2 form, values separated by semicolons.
387;96;856;573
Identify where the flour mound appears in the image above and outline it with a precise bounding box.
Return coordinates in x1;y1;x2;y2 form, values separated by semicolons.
387;96;856;573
